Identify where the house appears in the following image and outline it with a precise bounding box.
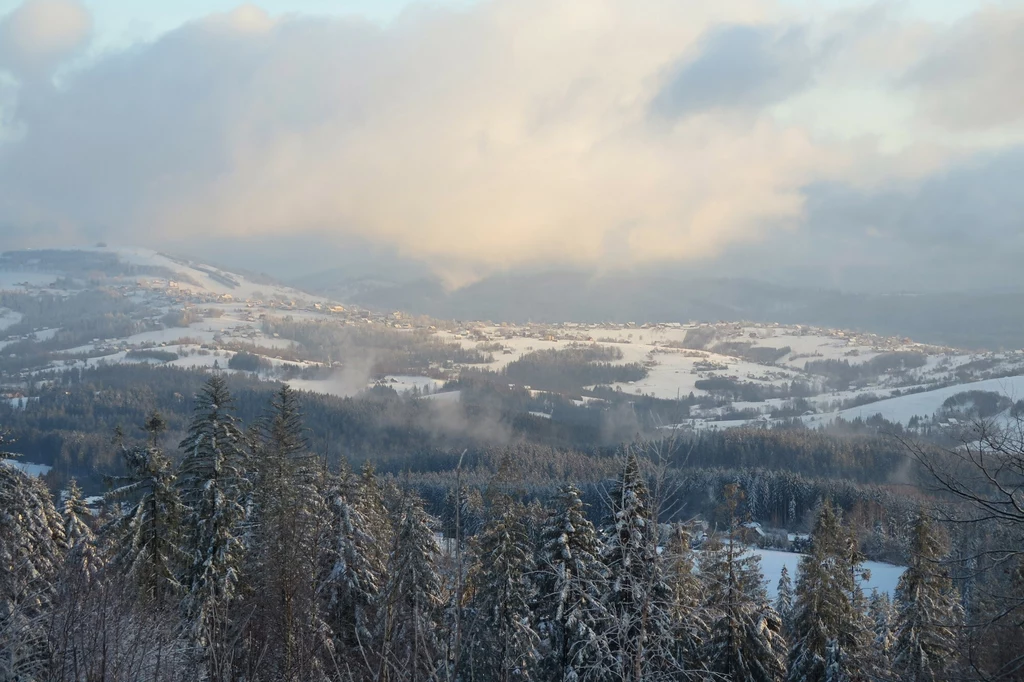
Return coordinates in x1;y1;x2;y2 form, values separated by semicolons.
737;521;767;545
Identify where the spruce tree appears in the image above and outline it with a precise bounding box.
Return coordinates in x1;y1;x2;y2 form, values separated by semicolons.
376;492;445;682
867;589;895;674
534;483;610;682
700;486;787;682
787;500;872;682
776;565;795;637
663;522;708;674
462;496;540;682
600;452;678;681
103;413;184;606
244;385;331;681
321;461;390;678
0;461;66;681
176;377;250;677
62;478;101;585
891;514;963;682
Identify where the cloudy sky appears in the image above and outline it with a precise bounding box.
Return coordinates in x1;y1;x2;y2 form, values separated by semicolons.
0;0;1021;291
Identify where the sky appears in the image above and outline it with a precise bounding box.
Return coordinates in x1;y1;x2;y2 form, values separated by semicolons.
0;0;1022;291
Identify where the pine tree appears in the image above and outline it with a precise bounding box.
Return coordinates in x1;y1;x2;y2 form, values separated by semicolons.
376;491;445;682
600;452;679;681
891;514;963;682
776;565;795;637
462;496;540;682
534;483;610;682
0;460;66;681
103;413;185;606
243;385;332;681
176;377;250;678
787;500;872;682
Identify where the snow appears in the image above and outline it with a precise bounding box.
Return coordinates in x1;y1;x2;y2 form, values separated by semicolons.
4;396;39;409
419;390;462;402
755;548;904;598
806;375;1024;426
376;375;446;394
0;308;22;331
0;271;58;289
1;458;52;477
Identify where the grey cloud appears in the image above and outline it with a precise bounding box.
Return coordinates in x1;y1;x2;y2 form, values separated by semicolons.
651;23;814;118
700;146;1024;292
903;7;1024;130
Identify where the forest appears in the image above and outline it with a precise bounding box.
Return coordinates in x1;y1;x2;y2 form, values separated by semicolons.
2;374;1022;681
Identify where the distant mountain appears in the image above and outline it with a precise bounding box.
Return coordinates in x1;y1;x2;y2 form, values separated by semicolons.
302;270;1024;351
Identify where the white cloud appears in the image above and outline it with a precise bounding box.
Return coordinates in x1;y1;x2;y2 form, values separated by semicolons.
0;0;91;78
0;0;1020;287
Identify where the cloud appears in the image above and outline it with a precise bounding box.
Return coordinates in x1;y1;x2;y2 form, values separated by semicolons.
651;23;814;118
903;6;1024;130
0;0;1021;289
0;0;91;79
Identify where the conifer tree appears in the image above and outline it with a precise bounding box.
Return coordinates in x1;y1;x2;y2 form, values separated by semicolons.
600;452;678;681
891;514;963;682
321;461;390;678
867;589;895;674
787;500;872;682
663;522;708;674
462;496;540;682
534;483;610;682
700;485;787;682
376;491;445;682
0;461;66;681
62;478;101;585
244;385;331;681
176;377;250;677
776;565;795;636
103;413;184;606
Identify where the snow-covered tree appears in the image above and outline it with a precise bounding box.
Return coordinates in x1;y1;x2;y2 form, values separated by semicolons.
321;461;391;678
243;385;331;681
867;589;895;672
600;452;679;681
376;491;445;682
0;460;65;681
62;478;101;585
700;486;787;682
176;377;250;677
891;514;963;682
462;496;540;682
103;414;184;606
776;565;795;636
787;500;872;682
663;522;708;674
534;483;610;682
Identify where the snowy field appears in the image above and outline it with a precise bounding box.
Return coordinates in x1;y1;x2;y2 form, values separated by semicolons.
806;375;1024;427
755;549;904;598
1;458;52;477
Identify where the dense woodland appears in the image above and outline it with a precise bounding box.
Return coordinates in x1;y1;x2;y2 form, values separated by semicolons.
2;374;1023;680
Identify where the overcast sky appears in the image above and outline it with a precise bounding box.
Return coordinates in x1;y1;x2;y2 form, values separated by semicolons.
0;0;1021;291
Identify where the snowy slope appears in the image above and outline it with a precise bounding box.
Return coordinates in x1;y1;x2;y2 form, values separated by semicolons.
806;375;1024;426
